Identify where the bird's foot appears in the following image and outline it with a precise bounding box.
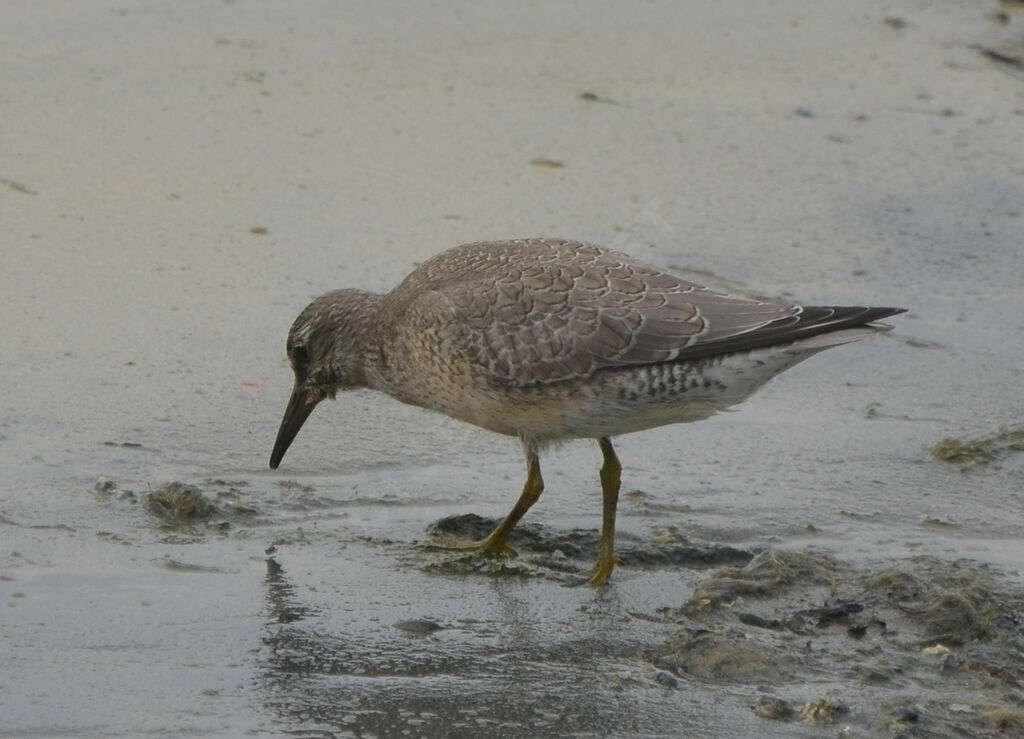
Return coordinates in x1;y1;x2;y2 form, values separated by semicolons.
426;536;518;558
582;555;621;586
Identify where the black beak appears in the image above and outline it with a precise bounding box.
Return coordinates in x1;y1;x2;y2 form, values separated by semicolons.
269;383;319;469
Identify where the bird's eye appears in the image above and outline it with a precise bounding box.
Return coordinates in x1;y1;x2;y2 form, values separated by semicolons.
291;344;309;365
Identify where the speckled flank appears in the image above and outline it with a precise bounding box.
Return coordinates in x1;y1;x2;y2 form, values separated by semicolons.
441;340;852;442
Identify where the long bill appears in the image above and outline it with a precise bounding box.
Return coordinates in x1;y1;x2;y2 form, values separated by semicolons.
269;383;319;469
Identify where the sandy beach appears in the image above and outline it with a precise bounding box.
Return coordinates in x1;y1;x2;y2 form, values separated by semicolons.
2;1;1023;736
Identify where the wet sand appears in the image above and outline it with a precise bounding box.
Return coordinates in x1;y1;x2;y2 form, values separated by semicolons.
2;1;1024;736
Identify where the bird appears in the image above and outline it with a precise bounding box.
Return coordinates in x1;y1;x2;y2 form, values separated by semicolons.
269;238;905;585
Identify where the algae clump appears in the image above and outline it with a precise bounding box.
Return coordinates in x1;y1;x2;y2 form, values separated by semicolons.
931;426;1024;470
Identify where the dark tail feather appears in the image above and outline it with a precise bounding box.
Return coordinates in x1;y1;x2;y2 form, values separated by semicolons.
676;306;907;360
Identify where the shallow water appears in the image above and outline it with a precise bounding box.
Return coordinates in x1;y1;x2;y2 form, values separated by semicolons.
3;1;1024;737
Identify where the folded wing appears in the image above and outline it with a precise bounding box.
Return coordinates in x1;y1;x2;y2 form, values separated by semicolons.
394;239;903;387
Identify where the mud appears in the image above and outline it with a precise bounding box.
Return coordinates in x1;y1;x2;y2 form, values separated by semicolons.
247;507;1024;737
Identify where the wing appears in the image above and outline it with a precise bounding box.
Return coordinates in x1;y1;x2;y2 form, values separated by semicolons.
389;239;900;387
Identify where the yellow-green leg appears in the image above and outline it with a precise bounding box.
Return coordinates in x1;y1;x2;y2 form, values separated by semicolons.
448;438;543;557
586;437;622;585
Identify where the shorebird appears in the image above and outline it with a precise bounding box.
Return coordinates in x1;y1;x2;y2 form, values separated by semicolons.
269;238;904;584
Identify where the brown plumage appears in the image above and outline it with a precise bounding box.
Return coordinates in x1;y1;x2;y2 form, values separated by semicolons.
270;238;905;584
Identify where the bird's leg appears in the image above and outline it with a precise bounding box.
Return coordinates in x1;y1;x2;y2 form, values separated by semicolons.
585;437;622;585
446;438;544;558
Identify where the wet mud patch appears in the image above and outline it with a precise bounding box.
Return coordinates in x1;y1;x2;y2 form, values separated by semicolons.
655;627;793;683
147;482;218;521
256;554;688;738
94;478;265;537
421;513;752;581
649;550;1024;735
683;549;842;612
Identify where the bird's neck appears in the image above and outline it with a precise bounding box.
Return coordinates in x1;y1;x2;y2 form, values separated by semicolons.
346;291;393;392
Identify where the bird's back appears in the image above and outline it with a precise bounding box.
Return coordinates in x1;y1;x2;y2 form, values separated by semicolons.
380;238;901;387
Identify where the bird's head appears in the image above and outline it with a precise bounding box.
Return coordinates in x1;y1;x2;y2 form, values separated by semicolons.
269;289;377;469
